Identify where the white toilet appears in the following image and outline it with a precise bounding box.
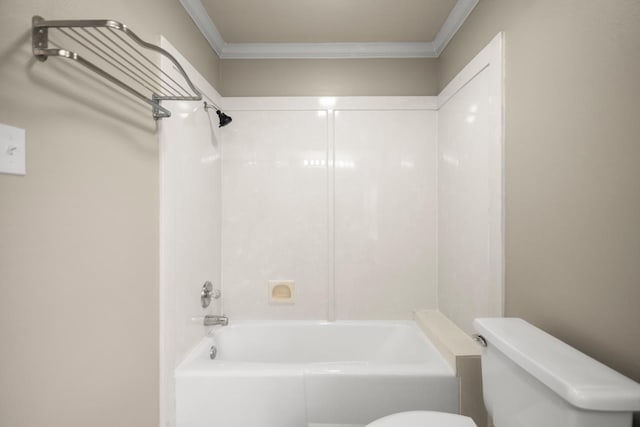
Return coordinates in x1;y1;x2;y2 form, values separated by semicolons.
367;318;640;427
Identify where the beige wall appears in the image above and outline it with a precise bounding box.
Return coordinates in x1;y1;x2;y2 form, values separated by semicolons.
439;0;640;384
0;1;218;427
219;58;438;96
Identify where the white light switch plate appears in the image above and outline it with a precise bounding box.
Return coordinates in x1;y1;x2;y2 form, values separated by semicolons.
0;123;26;175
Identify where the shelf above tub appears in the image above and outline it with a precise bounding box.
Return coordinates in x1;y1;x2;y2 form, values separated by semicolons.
31;15;202;119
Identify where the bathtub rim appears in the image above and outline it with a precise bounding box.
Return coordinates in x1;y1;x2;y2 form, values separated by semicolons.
175;320;456;378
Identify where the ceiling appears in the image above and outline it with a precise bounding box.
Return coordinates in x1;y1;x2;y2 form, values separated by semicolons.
179;0;478;59
201;0;457;43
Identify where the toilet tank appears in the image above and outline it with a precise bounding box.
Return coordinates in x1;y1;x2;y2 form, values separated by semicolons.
473;318;640;427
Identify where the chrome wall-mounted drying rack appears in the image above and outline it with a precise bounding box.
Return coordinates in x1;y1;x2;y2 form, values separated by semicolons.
31;16;202;119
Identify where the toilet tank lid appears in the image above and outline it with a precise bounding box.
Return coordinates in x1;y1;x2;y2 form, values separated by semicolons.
473;318;640;412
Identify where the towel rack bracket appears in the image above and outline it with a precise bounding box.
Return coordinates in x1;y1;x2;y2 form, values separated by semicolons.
32;16;49;62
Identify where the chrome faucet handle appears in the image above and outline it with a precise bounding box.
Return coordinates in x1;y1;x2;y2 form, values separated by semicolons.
201;281;221;308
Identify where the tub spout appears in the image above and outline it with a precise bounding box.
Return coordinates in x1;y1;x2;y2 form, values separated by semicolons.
204;315;228;326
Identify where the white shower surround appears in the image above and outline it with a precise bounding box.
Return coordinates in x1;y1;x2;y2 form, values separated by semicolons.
159;38;225;427
160;33;504;427
437;33;504;334
221;96;440;321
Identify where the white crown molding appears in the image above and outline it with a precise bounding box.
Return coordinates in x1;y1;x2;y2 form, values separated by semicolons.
180;0;478;59
433;0;480;56
179;0;226;57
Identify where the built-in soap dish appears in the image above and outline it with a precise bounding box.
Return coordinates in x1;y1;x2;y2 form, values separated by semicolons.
269;280;295;304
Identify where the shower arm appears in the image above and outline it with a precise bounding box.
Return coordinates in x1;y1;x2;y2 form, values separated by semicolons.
203;101;220;111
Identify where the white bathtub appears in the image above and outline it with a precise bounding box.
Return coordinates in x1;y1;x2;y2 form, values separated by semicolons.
175;321;459;427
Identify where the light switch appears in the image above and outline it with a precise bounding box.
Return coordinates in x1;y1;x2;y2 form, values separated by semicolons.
0;123;26;176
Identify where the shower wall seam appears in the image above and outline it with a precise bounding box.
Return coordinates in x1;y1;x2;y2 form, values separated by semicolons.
327;110;336;321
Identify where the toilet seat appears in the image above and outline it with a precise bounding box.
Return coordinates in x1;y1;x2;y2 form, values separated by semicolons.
366;411;476;427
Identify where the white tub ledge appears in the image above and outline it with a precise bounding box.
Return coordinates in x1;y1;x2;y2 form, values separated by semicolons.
414;309;487;427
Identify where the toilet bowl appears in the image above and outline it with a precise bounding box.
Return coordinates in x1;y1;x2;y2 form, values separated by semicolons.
366;411;475;427
365;318;640;427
